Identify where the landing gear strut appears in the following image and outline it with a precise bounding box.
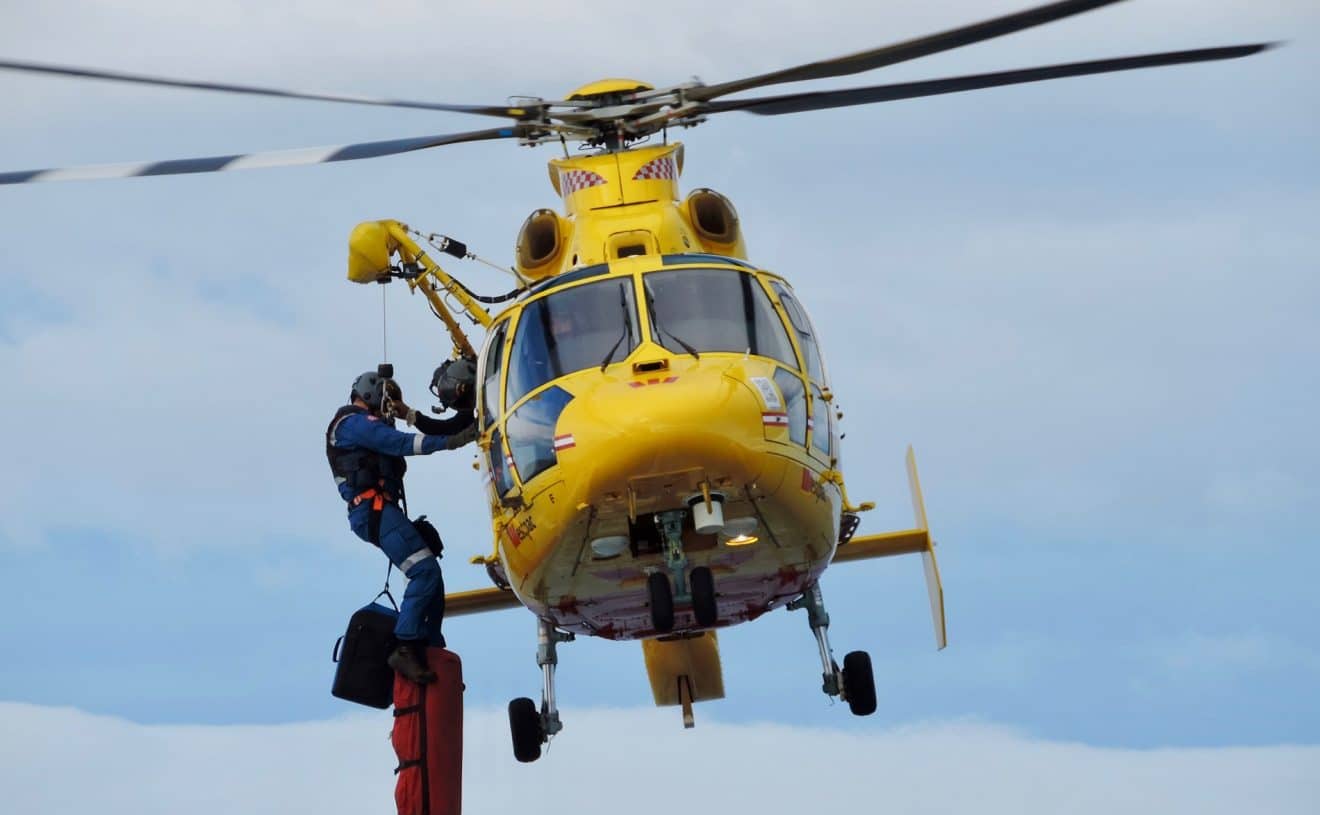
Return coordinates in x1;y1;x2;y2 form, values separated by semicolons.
508;617;575;763
648;510;689;633
789;582;876;716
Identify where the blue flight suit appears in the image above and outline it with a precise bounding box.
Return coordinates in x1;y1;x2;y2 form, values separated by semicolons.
329;409;450;645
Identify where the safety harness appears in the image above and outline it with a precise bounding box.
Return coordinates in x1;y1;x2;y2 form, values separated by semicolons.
326;404;408;545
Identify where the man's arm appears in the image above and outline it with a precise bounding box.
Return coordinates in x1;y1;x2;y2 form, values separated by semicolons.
334;412;448;456
412;409;476;437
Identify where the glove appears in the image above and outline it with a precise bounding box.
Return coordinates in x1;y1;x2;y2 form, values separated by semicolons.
443;423;479;450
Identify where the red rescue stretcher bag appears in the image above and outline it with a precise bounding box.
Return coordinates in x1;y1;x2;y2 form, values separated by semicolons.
330;601;399;709
392;647;464;815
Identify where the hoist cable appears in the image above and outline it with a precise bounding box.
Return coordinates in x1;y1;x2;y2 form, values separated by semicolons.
380;282;389;362
405;226;526;302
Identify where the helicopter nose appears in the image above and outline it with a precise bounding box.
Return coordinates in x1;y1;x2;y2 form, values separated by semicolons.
565;363;766;497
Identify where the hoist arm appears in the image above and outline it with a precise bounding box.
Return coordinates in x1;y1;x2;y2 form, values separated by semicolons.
346;219;494;359
382;222;493;328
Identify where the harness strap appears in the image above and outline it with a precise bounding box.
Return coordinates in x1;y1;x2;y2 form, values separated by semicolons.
350;487;395;509
351;487;394;547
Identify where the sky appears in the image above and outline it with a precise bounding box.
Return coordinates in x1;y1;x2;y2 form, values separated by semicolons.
1;0;1318;810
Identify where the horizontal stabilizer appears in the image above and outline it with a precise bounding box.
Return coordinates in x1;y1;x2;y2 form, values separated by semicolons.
832;446;947;649
444;586;523;617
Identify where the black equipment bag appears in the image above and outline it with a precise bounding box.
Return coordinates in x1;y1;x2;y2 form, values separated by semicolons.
331;592;399;709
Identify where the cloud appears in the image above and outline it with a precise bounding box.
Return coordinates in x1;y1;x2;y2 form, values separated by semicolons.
2;702;1317;814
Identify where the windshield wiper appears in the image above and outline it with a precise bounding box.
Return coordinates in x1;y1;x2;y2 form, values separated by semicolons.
644;283;699;361
599;283;634;371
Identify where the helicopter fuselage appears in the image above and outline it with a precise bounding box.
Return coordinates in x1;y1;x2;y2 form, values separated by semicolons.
480;263;845;641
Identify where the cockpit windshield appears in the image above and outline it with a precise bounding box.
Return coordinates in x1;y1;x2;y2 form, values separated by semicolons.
643;268;796;367
506;277;640;408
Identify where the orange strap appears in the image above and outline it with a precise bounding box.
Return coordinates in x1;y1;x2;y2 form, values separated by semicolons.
350;488;390;511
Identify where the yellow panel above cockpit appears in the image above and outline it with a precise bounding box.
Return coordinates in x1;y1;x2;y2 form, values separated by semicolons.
567;78;654;99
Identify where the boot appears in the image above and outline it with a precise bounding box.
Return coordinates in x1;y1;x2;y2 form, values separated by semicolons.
388;640;436;684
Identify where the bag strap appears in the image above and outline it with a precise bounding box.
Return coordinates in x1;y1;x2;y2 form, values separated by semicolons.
374;560;399;611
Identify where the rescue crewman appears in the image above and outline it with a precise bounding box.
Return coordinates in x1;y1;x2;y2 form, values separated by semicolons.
326;370;477;684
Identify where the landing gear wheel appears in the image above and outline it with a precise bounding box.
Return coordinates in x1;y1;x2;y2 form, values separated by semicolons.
508;697;543;763
841;650;877;716
690;566;717;627
648;572;674;633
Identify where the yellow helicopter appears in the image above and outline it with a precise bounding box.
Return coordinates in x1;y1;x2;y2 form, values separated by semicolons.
0;0;1271;764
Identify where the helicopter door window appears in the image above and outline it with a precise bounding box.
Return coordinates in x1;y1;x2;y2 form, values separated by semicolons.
489;426;515;495
506;278;640;408
771;282;827;385
480;319;510;429
644;268;796;367
772;368;808;447
506;385;574;484
810;383;832;457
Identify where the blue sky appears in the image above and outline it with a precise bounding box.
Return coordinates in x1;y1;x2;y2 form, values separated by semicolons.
1;0;1318;801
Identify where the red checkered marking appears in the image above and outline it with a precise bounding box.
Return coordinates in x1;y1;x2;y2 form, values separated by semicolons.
560;169;608;195
632;156;677;181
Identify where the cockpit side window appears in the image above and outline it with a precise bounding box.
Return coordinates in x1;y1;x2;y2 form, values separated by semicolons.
773;368;808;447
506;385;574;484
643;268;796;368
771;282;827;385
479;319;509;430
506;278;639;409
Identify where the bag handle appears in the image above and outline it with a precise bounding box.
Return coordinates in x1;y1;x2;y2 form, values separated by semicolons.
374;560;399;611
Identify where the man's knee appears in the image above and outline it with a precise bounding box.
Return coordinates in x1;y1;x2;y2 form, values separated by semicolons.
404;553;441;590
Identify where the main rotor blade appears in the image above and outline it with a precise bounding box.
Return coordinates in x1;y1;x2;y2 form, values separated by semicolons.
705;44;1273;117
0;57;536;118
689;0;1126;101
0;126;522;185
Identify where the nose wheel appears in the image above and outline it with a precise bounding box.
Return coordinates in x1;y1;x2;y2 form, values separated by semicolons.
508;617;574;763
689;565;718;627
789;582;877;716
647;566;718;632
648;510;720;632
647;571;675;633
